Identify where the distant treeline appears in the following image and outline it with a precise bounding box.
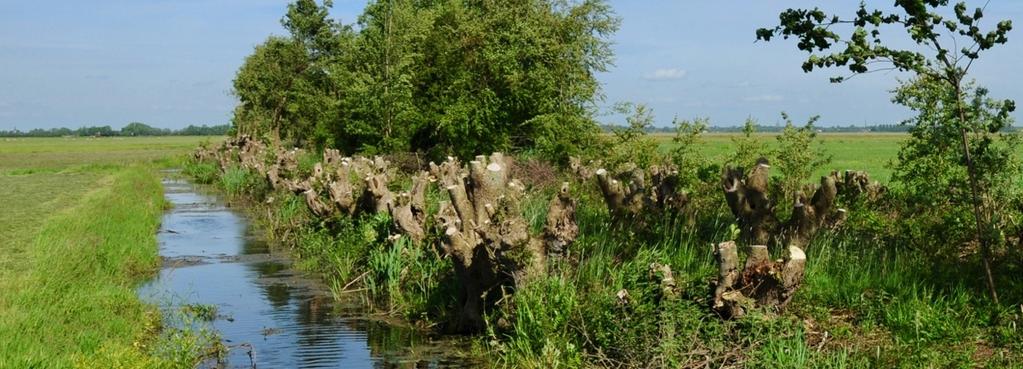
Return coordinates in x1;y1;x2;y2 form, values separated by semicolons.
707;124;912;133
601;123;1019;134
0;122;231;137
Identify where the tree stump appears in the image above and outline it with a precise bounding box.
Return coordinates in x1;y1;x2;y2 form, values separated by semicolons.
711;241;805;319
432;153;560;332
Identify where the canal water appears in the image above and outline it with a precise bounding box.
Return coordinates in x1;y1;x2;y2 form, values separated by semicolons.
140;176;471;368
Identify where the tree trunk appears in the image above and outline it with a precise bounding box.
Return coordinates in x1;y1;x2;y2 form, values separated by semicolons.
954;80;1000;305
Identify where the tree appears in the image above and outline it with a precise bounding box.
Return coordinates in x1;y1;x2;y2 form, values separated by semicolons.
283;0;353;149
232;0;351;149
414;0;619;160
337;0;432;154
232;36;309;145
756;0;1015;303
891;76;1020;260
231;0;619;161
121;122;164;136
603;102;658;170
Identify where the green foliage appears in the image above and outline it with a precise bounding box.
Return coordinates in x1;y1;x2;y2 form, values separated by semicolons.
755;1;1012;82
728;117;768;168
365;234;453;320
232;0;619;161
219;166;268;197
180;304;218;322
196;145;1023;367
603;102;660;170
219;166;249;196
891;76;1021;255
669;117;709;183
494;276;583;369
231;36;313;144
121;122;168;137
182;160;218;185
0;124;230;138
772;112;832;201
757;0;1019;302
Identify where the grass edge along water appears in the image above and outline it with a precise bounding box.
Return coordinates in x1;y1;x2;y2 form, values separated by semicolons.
0;165;217;369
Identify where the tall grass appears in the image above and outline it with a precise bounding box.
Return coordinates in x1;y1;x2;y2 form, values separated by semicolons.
0;166;214;369
182;160;217;184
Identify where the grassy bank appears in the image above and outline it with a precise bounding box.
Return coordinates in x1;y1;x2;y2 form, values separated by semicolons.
0;137;217;368
192;133;1022;368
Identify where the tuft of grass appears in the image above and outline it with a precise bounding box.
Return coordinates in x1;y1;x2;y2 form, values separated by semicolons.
365;235;453;319
219;165;266;196
183;160;218;185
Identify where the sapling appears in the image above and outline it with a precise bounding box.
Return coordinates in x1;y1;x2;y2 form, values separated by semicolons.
757;0;1016;303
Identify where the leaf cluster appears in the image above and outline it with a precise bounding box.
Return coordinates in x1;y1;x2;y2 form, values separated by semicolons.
756;1;1012;82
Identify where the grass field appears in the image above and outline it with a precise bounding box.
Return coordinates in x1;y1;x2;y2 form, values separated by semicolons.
0;136;219;174
0;136;216;368
651;132;907;182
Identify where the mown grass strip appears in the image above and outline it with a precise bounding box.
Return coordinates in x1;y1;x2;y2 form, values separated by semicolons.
0;166;199;369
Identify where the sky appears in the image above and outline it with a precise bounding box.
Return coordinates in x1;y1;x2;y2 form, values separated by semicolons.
1;0;1021;130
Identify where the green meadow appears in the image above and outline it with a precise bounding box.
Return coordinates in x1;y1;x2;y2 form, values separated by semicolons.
653;132;908;182
0;136;216;369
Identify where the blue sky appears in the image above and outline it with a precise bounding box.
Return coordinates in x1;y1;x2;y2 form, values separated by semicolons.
1;0;1021;130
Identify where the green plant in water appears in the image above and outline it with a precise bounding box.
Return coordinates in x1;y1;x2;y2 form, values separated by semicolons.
183;160;218;184
181;304;218;322
219;166;250;196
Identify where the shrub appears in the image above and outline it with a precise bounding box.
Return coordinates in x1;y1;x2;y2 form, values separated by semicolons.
727;117;768;169
772;112;832;202
602;102;661;171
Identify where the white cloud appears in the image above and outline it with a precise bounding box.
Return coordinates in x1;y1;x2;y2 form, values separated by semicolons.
742;94;784;103
644;68;687;81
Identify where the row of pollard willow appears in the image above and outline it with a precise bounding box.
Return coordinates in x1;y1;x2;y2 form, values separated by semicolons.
197;136;885;328
198;136;577;332
570;157;884;318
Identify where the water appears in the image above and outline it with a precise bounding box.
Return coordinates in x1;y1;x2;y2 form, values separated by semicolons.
140;176;471;368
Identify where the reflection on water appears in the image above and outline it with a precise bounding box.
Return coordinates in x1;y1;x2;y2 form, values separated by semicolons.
140;176;471;369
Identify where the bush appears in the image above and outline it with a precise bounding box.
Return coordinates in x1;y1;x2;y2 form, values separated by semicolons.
602;102;661;171
772;112;831;202
727;117;768;169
